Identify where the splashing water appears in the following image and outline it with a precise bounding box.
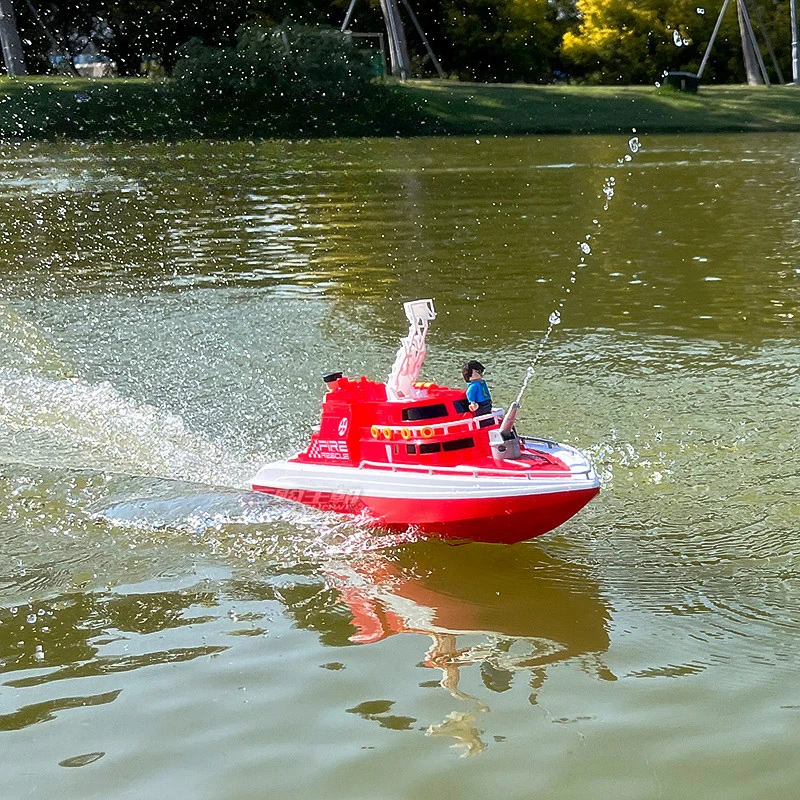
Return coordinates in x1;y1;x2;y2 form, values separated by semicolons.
0;368;255;488
602;176;616;209
513;133;642;406
0;304;72;378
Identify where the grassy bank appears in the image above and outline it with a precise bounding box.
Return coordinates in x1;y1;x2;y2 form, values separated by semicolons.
0;77;181;139
406;80;800;135
1;75;800;139
404;81;800;134
0;75;419;138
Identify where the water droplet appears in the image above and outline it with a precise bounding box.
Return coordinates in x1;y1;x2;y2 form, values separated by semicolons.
549;310;561;325
629;137;641;154
697;7;706;14
59;752;105;768
673;30;683;46
27;614;36;624
580;242;591;254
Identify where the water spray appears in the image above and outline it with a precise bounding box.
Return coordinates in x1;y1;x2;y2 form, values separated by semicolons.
512;133;642;409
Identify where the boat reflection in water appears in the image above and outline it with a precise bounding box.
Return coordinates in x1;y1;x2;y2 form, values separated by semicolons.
325;539;615;756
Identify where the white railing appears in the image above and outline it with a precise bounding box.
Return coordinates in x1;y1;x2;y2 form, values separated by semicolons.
357;459;579;479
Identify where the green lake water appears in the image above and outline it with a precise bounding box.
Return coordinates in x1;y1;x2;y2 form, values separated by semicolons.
0;133;798;798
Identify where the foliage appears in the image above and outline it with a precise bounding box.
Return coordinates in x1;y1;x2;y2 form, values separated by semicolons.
169;23;425;136
9;0;799;87
15;0;345;74
561;0;790;85
439;0;573;82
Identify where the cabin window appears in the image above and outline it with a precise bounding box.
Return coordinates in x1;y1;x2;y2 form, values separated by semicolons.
419;442;442;454
453;398;470;414
402;403;448;422
442;437;474;452
479;417;494;428
406;444;416;454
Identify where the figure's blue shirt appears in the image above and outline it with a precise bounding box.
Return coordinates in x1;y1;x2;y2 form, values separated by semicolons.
466;379;491;406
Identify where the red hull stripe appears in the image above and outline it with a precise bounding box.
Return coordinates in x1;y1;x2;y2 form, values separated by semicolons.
252;484;599;545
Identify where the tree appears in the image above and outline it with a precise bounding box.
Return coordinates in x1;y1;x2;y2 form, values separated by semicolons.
561;0;790;84
16;0;346;74
168;23;422;136
439;0;572;81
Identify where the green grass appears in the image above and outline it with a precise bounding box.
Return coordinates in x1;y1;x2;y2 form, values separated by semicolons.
2;75;800;139
0;75;420;138
0;76;183;138
406;80;800;135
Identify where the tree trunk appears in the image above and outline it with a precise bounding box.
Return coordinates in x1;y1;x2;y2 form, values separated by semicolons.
0;0;26;76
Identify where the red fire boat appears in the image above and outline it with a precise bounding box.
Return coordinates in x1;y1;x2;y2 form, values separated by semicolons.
251;300;599;544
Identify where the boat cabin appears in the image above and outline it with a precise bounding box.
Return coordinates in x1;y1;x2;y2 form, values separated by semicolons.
294;375;499;469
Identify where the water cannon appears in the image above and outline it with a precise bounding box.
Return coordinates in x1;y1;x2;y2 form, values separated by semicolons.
499;401;519;437
490;401;521;461
386;299;436;401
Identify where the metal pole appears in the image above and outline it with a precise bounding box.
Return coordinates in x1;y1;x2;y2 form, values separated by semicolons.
791;0;799;84
0;0;26;76
398;0;445;78
697;0;732;78
341;0;358;32
379;0;399;77
748;0;784;83
389;0;411;79
379;0;411;79
740;0;770;84
737;0;767;84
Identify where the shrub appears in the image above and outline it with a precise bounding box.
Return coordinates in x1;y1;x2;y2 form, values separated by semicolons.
170;23;424;137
